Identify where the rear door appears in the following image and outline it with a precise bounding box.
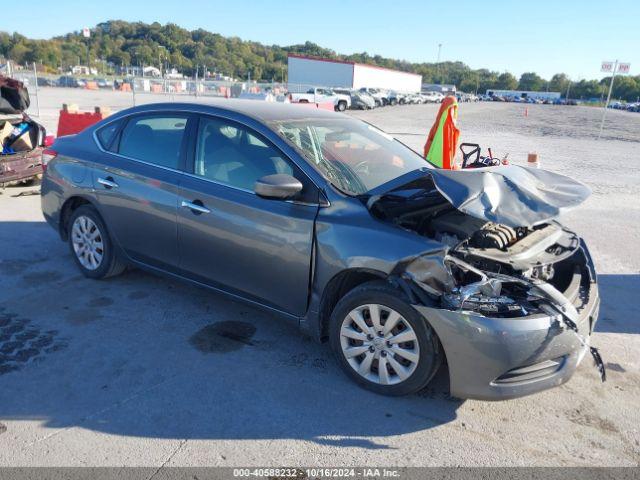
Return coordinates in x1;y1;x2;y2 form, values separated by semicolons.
177;114;319;316
93;113;192;271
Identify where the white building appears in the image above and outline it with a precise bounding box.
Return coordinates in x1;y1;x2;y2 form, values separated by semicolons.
287;54;422;93
71;65;97;76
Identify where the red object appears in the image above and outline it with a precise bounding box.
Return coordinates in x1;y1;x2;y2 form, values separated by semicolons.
524;107;528;117
41;148;57;172
44;135;55;147
57;109;107;137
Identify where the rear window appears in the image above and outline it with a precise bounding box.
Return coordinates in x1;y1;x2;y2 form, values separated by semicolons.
118;115;188;169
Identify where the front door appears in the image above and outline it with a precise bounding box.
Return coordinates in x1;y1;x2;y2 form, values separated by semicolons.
177;115;319;316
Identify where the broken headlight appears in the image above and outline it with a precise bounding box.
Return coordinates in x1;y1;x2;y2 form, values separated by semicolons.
443;256;529;316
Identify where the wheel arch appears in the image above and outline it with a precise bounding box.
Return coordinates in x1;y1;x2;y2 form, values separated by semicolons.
318;268;387;342
58;195;99;241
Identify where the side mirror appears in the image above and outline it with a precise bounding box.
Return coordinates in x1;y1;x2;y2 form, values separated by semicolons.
254;174;303;200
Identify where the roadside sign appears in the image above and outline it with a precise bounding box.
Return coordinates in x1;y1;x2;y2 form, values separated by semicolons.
617;63;631;74
599;59;630;139
82;27;90;38
601;61;614;73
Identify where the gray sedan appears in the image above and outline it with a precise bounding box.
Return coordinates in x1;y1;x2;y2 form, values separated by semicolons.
41;100;602;399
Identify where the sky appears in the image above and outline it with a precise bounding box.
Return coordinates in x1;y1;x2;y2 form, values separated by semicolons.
7;0;638;80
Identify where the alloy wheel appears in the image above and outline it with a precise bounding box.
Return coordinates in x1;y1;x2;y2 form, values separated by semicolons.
339;304;420;385
71;215;104;270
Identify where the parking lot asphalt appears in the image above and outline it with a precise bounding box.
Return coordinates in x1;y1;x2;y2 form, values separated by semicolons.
0;89;639;467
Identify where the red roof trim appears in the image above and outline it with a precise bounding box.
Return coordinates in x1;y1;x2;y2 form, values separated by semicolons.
287;54;422;78
288;53;355;66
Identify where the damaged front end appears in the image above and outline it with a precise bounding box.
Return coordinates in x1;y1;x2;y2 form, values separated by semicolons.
369;166;603;400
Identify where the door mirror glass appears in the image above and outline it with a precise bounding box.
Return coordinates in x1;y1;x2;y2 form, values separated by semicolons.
254;174;303;199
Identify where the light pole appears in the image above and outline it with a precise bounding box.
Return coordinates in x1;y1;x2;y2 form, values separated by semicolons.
436;43;442;84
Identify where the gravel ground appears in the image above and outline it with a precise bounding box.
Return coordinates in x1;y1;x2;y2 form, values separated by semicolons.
0;88;638;467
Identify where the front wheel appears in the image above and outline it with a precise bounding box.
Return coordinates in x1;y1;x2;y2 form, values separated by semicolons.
68;205;126;279
329;281;442;396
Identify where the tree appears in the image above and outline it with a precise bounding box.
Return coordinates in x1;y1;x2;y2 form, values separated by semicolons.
548;73;570;95
518;72;545;91
2;18;639;99
572;80;604;100
496;72;518;90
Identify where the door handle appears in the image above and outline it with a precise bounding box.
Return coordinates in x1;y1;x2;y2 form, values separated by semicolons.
181;200;211;215
98;177;119;189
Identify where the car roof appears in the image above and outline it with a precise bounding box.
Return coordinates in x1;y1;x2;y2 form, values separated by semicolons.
115;99;342;123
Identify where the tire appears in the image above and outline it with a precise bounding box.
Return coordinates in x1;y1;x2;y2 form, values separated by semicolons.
68;205;126;279
329;280;442;396
336;101;347;112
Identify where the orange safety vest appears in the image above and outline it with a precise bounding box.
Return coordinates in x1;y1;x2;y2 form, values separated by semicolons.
423;96;460;169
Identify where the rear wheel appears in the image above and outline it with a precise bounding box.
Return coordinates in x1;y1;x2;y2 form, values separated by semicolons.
336;101;347;112
68;205;126;279
329;281;441;396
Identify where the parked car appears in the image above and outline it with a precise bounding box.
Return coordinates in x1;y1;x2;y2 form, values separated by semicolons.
420;91;443;103
0;76;49;185
95;78;113;89
333;88;375;110
58;76;81;88
290;87;351;111
359;88;389;106
387;91;406;106
456;92;478;103
41;100;601;399
37;77;57;87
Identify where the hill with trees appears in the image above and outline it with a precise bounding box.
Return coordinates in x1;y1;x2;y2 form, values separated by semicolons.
1;20;638;101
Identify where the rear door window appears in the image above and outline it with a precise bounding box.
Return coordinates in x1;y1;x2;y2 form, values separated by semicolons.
118;115;189;169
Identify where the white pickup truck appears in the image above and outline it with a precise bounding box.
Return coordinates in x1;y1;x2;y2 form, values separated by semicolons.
290;87;351;111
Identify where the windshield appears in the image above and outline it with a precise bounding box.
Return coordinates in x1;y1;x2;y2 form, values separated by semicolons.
273;118;430;195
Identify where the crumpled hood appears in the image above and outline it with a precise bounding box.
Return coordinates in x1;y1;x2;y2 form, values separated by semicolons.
428;165;591;227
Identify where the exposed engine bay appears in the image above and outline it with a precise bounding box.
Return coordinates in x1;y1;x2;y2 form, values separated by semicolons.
365;167;605;381
367;174;581;279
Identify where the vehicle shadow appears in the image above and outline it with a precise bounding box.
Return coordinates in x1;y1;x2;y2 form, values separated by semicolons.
0;220;636;447
0;221;461;448
595;274;640;334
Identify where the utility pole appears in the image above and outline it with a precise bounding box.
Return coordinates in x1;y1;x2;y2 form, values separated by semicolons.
565;79;571;101
436;43;442;84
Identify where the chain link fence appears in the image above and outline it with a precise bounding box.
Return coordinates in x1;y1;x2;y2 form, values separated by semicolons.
3;63;41;117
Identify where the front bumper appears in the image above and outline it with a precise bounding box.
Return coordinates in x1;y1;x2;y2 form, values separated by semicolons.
413;248;600;400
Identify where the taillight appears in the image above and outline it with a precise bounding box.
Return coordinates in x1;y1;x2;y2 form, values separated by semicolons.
44;135;55;147
41;148;58;171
